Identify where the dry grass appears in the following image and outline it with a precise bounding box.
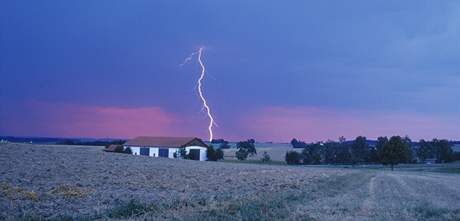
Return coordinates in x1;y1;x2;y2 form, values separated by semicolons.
48;184;93;199
0;182;39;202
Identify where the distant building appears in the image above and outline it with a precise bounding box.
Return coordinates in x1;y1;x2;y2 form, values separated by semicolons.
123;136;208;161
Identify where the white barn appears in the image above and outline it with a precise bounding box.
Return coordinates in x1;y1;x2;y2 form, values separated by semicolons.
124;136;208;161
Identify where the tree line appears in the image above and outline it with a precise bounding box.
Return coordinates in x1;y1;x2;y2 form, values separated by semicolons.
287;136;458;170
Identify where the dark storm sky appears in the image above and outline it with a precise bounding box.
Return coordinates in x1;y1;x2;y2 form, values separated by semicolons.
1;1;459;141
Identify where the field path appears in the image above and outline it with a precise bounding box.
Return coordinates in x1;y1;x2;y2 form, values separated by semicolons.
361;174;377;217
297;170;460;221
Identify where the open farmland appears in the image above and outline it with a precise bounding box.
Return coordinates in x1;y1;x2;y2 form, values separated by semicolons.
1;143;460;220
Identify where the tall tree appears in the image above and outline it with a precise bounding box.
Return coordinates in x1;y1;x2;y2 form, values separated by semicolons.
285;151;302;165
291;138;307;148
380;136;409;170
302;143;322;164
376;136;388;162
290;138;299;148
434;139;454;163
417;139;434;162
402;136;414;163
235;139;257;160
351;136;369;164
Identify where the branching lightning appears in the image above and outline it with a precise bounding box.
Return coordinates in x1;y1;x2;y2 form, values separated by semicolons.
181;47;215;141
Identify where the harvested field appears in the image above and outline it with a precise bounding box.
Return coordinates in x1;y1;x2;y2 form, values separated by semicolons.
1;143;460;220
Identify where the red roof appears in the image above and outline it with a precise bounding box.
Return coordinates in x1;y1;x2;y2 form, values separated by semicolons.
124;136;208;148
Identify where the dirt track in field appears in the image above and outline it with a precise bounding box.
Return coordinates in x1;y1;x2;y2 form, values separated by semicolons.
1;143;459;220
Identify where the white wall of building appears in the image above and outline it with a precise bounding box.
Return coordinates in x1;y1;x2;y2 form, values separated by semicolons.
168;148;179;158
125;145;207;161
149;147;159;157
129;147;140;155
185;146;207;161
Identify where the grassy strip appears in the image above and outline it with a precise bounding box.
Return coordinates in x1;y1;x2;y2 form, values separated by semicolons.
222;160;460;175
432;167;460;174
221;159;287;166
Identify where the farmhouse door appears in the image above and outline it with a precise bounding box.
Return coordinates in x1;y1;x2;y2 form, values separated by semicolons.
140;148;150;156
159;148;169;158
189;149;200;161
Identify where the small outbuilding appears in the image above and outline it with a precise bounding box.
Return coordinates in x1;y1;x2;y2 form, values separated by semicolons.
123;136;208;161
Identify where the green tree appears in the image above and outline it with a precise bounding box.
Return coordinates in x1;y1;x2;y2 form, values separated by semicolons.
351;136;369;164
433;139;454;163
376;136;388;162
417;139;434;162
368;147;379;163
235;149;249;160
215;148;224;160
302;143;322;164
285;151;302;165
236;139;257;156
402;136;414;163
380;136;409;170
261;151;271;163
176;148;189;159
323;141;338;164
207;145;224;161
290;138;299;147
291;138;307;148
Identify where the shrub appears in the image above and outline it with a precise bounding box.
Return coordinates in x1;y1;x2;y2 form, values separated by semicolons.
236;149;249;160
261;151;271;163
114;145;124;153
176;148;190;159
216;148;224;160
285;151;302;165
124;147;132;154
207;145;224;161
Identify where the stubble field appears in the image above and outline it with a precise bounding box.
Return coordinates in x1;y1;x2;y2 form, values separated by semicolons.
1;143;459;220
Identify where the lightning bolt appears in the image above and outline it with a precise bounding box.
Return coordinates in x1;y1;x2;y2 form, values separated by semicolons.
182;47;215;141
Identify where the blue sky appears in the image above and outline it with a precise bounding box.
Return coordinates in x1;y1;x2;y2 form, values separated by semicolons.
1;1;459;141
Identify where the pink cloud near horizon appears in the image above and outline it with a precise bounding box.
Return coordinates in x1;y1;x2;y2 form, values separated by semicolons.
242;106;460;142
1;102;459;142
0;102;191;139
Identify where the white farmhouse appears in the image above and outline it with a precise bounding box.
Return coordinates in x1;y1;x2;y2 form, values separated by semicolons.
124;136;208;161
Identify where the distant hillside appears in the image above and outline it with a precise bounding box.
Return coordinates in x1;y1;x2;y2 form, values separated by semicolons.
0;136;125;146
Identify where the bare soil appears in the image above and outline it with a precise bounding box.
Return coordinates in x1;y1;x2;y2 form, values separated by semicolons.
1;143;459;220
